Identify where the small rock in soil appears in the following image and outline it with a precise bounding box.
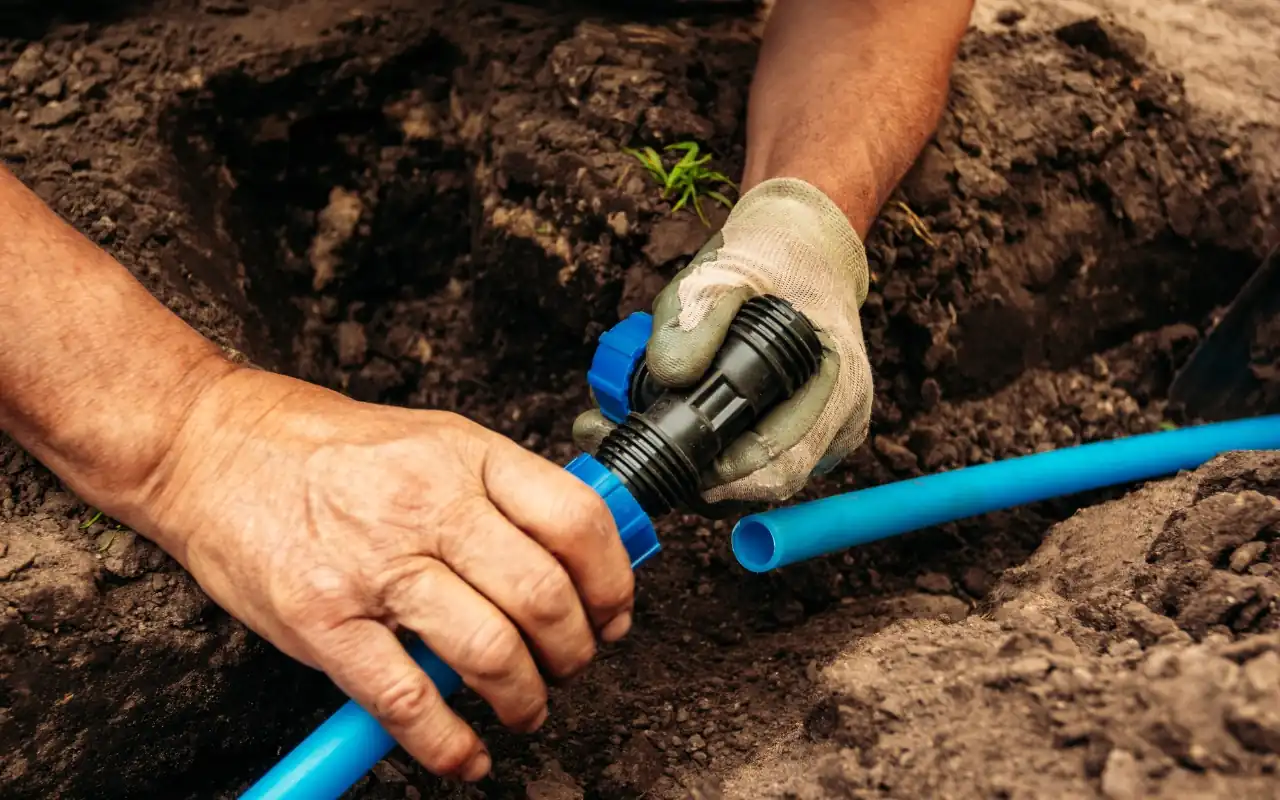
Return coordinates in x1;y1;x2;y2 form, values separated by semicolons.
873;435;918;473
34;77;64;101
1243;651;1280;695
961;565;993;597
996;9;1026;26
1055;17;1148;69
1229;541;1267;573
370;761;406;784
7;45;45;88
310;187;363;291
526;760;583;800
915;571;953;594
29;99;82;129
1100;748;1143;800
334;322;368;367
1226;704;1280;755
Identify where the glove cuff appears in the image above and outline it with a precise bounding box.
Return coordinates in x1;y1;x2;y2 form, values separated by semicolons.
727;177;869;306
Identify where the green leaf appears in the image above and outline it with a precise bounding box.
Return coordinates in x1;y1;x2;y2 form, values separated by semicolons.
672;185;694;213
694;195;709;226
705;190;734;209
81;510;104;530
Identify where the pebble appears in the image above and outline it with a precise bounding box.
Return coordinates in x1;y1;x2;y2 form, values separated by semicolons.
1009;656;1052;681
961;566;993;597
30;99;83;129
1100;749;1142;800
335;321;368;366
996;8;1026;25
371;761;406;784
8;45;45;88
688;734;705;751
873;435;918;473
915;572;953;594
35;76;64;101
1229;541;1267;573
1244;651;1280;696
1226;704;1280;754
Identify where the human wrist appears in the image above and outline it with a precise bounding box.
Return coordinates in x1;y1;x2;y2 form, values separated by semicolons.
741;141;880;238
31;343;240;537
116;364;302;562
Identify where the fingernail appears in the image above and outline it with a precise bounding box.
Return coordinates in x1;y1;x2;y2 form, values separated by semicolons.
531;706;549;731
463;751;491;782
601;611;632;643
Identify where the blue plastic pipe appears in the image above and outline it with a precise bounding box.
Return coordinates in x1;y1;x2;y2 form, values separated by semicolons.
241;454;660;800
241;641;462;800
732;415;1280;573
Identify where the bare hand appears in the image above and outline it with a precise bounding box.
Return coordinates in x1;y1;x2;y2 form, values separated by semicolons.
134;369;635;781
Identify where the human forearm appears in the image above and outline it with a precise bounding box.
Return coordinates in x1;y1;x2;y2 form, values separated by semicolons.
0;165;235;524
743;0;973;236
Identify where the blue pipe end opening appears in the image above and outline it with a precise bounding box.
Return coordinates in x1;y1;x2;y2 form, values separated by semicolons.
731;518;781;573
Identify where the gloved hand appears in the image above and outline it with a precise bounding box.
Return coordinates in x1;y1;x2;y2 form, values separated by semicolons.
575;177;873;503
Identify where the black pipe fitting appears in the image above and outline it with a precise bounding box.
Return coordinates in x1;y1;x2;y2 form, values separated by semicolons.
596;295;823;517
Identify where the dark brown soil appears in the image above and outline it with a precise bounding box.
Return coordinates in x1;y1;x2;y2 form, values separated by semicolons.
0;2;1276;799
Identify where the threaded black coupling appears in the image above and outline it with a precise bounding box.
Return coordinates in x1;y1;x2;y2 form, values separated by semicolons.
596;295;823;517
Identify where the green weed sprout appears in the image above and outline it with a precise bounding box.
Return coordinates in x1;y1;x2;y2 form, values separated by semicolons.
624;141;736;225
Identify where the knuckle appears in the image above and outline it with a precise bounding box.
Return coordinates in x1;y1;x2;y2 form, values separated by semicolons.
503;685;549;731
272;567;353;625
554;636;596;679
432;494;495;560
598;569;635;614
517;564;578;625
461;619;525;680
425;729;479;776
556;485;613;546
372;672;439;730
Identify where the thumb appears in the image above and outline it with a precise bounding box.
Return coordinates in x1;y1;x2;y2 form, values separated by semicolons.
647;280;754;388
572;410;616;455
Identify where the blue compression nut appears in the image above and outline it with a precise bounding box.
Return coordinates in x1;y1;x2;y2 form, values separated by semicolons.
564;453;661;566
587;311;653;423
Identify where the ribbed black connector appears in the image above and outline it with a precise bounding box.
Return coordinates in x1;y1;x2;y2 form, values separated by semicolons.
596;295;823;517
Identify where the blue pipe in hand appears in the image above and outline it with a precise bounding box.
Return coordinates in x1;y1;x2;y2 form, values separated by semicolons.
240;454;660;800
732;415;1280;573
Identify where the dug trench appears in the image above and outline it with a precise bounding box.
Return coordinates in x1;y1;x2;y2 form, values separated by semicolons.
0;2;1277;799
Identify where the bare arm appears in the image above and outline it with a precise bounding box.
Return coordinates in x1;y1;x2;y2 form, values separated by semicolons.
0;165;233;534
0;163;635;781
588;0;975;502
743;0;974;235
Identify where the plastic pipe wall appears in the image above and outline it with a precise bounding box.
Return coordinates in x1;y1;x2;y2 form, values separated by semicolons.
240;640;461;800
733;415;1280;572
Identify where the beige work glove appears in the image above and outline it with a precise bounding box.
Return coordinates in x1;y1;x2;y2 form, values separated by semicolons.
574;177;874;503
